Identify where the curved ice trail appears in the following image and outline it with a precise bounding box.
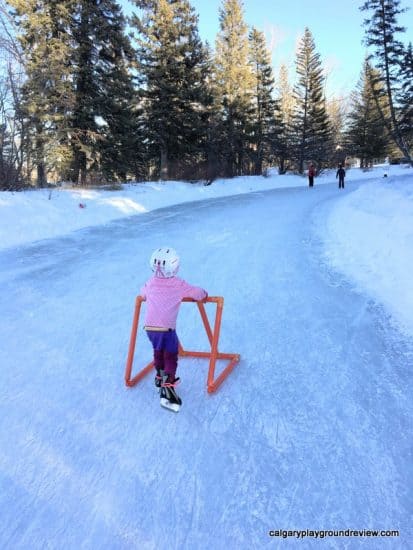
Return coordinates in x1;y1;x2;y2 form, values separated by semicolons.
0;181;412;549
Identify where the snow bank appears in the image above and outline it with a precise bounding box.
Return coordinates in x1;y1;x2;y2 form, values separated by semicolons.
322;170;413;336
0;165;401;251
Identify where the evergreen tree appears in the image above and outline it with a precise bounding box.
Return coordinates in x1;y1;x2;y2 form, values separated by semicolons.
276;63;294;173
69;0;137;184
248;27;279;175
131;0;211;180
327;97;347;166
9;0;76;186
290;27;331;173
214;0;253;177
345;61;389;166
361;0;412;164
398;42;413;155
10;0;138;185
199;41;222;183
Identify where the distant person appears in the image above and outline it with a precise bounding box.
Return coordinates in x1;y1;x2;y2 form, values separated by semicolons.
140;247;207;412
336;164;345;189
308;164;316;187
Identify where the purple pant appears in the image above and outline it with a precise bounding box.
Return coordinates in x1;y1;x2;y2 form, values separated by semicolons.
146;330;179;377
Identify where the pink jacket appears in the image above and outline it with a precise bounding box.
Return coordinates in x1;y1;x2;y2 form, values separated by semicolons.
140;276;207;329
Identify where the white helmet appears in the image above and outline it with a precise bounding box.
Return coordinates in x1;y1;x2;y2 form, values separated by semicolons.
150;247;180;278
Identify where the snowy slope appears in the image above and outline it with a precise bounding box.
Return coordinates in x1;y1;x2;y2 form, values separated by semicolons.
1;167;412;549
320;172;413;337
0;164;397;251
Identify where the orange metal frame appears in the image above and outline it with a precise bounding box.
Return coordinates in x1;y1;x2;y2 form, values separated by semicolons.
124;296;240;393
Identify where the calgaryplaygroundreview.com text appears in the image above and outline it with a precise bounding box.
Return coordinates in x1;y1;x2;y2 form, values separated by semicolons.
268;529;400;540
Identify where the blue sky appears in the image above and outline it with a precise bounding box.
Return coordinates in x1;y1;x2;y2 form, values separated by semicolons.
121;0;413;98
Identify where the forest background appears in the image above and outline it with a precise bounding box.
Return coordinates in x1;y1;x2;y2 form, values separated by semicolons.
0;0;411;189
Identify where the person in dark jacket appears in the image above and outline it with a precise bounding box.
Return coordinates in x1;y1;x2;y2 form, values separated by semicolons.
336;164;345;188
308;164;316;187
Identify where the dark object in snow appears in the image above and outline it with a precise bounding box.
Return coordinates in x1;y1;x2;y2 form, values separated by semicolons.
79;203;86;209
308;164;316;187
336;164;346;188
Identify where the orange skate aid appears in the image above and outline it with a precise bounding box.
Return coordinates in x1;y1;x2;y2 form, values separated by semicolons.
124;296;240;394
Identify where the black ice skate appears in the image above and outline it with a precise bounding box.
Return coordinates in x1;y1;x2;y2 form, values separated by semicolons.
160;374;182;413
155;369;164;389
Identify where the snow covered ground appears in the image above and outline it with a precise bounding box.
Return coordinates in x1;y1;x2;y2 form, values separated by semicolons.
1;164;412;549
1;163;412;337
0;165;397;250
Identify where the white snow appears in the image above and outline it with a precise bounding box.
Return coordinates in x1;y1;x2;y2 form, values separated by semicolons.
1;163;412;336
319;171;413;337
1;163;413;549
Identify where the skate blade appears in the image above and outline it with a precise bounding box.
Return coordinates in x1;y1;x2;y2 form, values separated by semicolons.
160;398;181;413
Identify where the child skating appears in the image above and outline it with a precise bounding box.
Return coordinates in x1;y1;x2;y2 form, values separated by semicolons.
140;247;207;412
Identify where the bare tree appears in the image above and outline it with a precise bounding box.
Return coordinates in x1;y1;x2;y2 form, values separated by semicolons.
0;0;29;189
0;0;23;64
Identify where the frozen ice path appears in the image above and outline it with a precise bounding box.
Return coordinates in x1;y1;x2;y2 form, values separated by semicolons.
0;182;412;549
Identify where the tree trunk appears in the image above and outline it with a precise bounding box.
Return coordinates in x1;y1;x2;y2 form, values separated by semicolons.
70;149;87;185
35;125;47;187
160;147;168;180
36;162;47;187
